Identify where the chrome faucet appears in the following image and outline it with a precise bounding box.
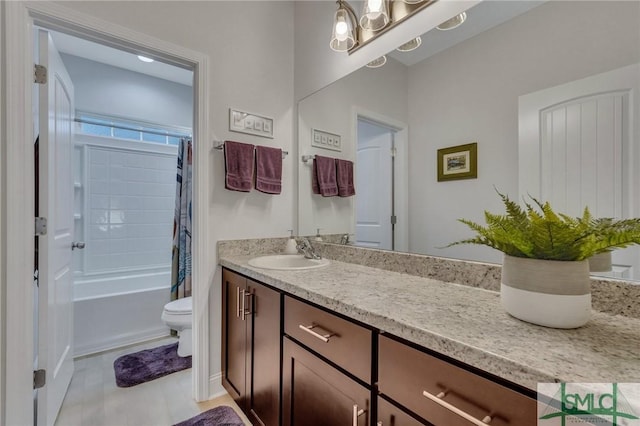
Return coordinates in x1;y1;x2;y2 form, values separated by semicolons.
296;237;322;260
340;234;350;245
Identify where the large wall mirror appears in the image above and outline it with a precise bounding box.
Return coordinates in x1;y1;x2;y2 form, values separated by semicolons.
298;0;640;280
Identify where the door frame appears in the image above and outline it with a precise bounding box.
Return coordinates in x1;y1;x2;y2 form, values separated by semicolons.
2;2;211;424
352;108;409;252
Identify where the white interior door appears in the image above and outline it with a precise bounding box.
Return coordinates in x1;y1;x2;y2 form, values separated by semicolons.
519;63;640;279
37;29;75;426
356;119;394;250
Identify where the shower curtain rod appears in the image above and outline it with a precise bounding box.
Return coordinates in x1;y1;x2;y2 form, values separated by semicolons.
74;117;192;140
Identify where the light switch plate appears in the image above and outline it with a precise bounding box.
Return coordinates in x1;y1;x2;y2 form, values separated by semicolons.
311;129;341;152
229;108;274;139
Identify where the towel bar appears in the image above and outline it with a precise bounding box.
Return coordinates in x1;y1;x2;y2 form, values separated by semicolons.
301;155;315;163
214;142;288;159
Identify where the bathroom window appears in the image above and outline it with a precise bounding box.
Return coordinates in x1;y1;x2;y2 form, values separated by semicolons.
76;112;191;145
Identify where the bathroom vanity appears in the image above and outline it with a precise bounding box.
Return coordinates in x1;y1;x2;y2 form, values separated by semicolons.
219;244;640;426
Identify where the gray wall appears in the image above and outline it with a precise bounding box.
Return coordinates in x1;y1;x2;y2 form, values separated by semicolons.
60;53;193;128
407;1;640;264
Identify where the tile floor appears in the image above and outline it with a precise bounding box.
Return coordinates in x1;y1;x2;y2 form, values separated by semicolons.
55;337;250;426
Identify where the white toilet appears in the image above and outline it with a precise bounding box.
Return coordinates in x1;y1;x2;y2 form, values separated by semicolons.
161;296;193;357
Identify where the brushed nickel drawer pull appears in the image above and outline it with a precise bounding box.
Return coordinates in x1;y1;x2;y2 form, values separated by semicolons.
236;286;241;318
298;323;334;343
242;291;253;320
422;390;492;425
240;289;246;321
352;404;365;426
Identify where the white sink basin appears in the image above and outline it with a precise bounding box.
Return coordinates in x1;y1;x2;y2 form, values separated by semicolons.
248;254;330;270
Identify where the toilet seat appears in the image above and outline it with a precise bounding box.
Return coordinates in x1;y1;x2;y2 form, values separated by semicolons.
164;297;192;314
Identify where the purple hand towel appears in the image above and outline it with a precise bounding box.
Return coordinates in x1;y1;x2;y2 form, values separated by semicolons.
255;145;282;194
336;159;355;197
312;160;320;194
224;140;254;192
313;155;338;197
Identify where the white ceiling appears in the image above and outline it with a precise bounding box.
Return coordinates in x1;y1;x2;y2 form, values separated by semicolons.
49;30;194;87
387;1;545;66
48;1;543;85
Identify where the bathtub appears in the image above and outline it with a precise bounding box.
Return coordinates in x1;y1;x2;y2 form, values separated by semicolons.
73;270;171;357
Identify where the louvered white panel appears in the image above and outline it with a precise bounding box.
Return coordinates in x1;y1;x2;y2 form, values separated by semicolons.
539;92;625;218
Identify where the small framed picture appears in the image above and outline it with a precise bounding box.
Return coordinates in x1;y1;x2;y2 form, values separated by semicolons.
437;142;477;182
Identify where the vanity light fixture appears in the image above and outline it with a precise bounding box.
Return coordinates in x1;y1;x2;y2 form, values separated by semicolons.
360;0;390;32
330;0;437;54
137;55;154;63
365;55;387;68
330;0;358;52
396;36;422;52
436;12;467;31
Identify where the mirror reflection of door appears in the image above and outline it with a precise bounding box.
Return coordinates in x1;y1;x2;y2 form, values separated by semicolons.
356;117;397;250
519;64;640;280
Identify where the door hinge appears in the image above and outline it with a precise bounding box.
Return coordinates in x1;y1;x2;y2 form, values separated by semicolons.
34;64;47;84
34;369;46;389
391;215;397;225
391;147;397;157
35;217;47;236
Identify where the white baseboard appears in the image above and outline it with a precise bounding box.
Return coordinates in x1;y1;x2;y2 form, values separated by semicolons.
209;371;226;399
73;327;170;358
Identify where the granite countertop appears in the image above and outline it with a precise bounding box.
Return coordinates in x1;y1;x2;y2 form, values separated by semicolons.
219;255;640;391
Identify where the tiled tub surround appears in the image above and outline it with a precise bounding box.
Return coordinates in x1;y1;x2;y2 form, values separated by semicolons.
218;238;640;391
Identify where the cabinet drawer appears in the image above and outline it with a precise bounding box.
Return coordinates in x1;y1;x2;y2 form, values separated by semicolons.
284;296;372;382
378;335;536;426
378;397;427;426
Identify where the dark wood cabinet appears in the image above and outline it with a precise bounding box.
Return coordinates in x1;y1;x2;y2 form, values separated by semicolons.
282;337;370;426
222;269;280;426
377;397;428;426
222;266;538;426
378;335;537;426
284;296;372;383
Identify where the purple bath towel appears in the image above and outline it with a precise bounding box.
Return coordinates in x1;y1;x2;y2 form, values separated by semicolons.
313;155;338;197
336;159;355;197
255;145;282;194
224;140;254;192
173;406;244;426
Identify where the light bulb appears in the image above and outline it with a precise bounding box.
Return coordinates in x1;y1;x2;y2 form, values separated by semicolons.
370;0;383;11
335;20;348;41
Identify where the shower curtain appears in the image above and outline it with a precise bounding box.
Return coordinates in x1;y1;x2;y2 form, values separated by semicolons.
171;138;192;300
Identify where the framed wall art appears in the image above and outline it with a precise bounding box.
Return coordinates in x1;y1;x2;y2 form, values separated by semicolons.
437;142;477;182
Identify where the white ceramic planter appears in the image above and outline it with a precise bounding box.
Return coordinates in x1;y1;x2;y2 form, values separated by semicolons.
588;251;612;272
501;254;591;328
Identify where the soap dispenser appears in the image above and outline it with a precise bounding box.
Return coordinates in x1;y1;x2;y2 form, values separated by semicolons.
314;228;323;242
284;229;298;254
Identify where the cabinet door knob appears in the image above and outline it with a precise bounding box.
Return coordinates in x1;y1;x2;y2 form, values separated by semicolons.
298;323;334;342
352;404;365;426
422;390;492;425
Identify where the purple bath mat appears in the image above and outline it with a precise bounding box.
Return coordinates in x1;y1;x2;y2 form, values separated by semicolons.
113;342;191;387
173;406;244;426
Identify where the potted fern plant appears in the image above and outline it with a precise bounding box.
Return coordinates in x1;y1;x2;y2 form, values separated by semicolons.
450;191;640;328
